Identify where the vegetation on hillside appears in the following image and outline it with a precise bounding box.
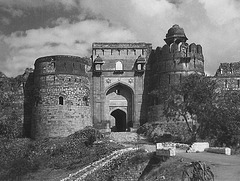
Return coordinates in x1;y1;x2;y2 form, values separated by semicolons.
0;127;123;181
0;72;25;138
148;74;240;147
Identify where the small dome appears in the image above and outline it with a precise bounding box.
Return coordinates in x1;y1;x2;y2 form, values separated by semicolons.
166;24;186;38
164;24;188;45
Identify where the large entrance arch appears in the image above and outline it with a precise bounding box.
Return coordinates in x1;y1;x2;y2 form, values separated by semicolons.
105;83;133;132
110;109;126;132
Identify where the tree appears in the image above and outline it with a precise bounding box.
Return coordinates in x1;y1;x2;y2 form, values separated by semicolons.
161;73;240;146
161;74;217;142
205;91;240;146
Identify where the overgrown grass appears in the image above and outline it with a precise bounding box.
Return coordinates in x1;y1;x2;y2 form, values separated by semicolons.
0;127;124;181
85;149;150;181
137;122;192;144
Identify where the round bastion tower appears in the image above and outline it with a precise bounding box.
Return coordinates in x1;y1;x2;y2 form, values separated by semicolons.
32;55;92;139
149;24;204;91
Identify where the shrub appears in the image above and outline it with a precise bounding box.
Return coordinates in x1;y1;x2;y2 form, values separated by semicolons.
137;122;191;143
182;161;214;181
67;126;102;147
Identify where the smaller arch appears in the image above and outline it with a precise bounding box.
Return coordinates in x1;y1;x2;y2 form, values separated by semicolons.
83;96;89;106
116;61;123;70
110;107;127;115
105;82;135;95
110;109;127;132
170;42;178;53
59;96;64;105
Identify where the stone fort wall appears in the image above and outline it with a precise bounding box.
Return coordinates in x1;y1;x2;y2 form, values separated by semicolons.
149;42;204;91
32;55;92;139
215;62;240;90
2;24;239;139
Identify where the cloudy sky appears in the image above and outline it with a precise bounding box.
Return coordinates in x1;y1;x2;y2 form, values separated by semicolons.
0;0;240;77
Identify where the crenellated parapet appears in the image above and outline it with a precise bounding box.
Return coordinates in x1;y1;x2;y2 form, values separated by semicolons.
148;25;205;104
214;61;240;91
215;62;240;77
92;43;152;72
152;42;204;74
34;55;90;76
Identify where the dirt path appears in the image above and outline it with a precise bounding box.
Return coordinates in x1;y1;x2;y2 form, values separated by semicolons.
143;144;240;181
60;147;137;181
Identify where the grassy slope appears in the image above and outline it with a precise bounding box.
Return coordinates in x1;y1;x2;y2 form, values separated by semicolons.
0;130;124;181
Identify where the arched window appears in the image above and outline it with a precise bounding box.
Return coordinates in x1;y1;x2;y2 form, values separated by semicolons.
59;96;63;105
225;80;228;88
137;64;142;70
95;64;101;71
83;96;89;106
116;61;123;70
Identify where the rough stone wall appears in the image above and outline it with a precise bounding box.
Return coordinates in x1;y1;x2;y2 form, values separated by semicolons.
0;70;33;137
32;55;92;139
147;105;166;122
147;34;204;122
215;62;240;90
149;42;204;91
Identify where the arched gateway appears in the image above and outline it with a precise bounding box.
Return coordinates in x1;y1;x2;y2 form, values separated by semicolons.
91;43;151;132
106;83;133;132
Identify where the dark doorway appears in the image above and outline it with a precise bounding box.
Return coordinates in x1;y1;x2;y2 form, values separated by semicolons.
111;109;126;132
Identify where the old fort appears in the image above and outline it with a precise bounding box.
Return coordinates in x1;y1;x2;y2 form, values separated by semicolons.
0;25;238;139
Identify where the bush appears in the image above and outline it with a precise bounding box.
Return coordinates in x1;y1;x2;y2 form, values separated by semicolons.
182;161;214;181
0;128;123;180
137;122;191;143
67;126;102;147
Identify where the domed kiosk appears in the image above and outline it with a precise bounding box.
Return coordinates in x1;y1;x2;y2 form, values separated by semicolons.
164;24;188;45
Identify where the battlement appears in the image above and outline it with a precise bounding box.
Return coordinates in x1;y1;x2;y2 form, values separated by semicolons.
148;42;204;76
34;55;90;76
155;42;203;61
92;42;152;61
92;42;152;49
215;61;240;77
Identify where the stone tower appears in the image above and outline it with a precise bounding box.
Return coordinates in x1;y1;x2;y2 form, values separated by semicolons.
149;24;204;96
32;55;92;139
147;25;205;121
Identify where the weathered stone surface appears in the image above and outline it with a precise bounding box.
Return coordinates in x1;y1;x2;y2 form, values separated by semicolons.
32;55;92;139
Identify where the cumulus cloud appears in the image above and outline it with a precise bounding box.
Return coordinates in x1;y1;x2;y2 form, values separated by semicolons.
0;0;78;9
0;0;240;77
0;6;24;17
79;0;181;46
0;17;11;25
199;0;240;25
0;19;135;76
